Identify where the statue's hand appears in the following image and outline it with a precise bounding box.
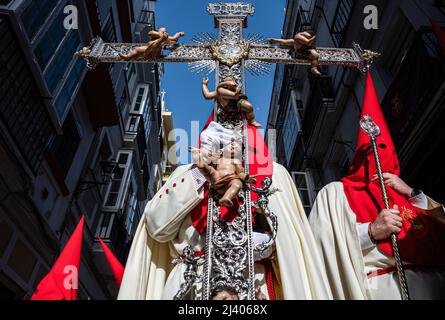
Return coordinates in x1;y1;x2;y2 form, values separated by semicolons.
179;32;185;36
244;174;256;184
188;147;202;164
202;77;209;85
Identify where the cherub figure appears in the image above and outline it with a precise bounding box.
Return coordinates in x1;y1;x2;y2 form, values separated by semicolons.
201;76;262;127
189;141;256;207
120;27;185;61
269;31;321;75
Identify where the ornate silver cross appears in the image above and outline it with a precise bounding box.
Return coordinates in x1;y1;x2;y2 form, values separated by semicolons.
76;2;380;301
75;3;380;82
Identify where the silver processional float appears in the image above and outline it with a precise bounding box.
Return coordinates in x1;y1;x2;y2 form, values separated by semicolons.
75;3;392;300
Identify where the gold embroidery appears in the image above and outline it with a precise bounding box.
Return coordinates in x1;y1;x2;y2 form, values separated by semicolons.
400;206;424;230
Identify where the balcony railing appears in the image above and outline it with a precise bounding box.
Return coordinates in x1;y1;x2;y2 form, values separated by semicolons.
95;212;129;262
293;6;311;34
0;17;55;175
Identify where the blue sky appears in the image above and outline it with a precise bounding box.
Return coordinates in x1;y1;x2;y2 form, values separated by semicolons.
156;0;286;161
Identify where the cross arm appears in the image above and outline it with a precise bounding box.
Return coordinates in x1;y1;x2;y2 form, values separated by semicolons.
75;37;380;72
75;37;213;69
249;43;380;72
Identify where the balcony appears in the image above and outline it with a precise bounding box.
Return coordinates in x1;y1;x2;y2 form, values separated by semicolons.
0;16;56;175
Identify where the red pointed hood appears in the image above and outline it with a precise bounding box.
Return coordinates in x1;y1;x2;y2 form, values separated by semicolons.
342;72;445;266
429;17;445;57
31;216;85;300
98;237;125;287
345;71;400;186
191;112;273;234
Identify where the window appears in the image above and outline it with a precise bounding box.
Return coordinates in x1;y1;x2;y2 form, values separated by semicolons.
330;0;354;47
126;63;136;82
381;12;415;77
421;30;443;60
33;12;68;71
44;30;81;94
0;17;55;174
138;1;156;30
48;111;81;178
102;11;117;73
103;151;133;210
20;0;59;40
123;179;138;236
6;238;37;283
96;212;116;239
275;64;285;99
282;91;303;164
291;171;316;215
436;0;445;15
293;5;311;34
124;85;150;136
92;136;113;186
54;57;84;119
131;85;149;114
102;11;117;43
0;217;49;299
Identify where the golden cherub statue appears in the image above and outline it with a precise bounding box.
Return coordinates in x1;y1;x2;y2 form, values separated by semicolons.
201;76;262;127
269;31;321;75
120;27;185;61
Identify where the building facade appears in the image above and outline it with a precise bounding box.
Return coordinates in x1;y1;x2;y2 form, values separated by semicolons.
0;0;172;299
266;0;445;214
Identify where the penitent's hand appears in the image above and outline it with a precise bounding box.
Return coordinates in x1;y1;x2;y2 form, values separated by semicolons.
372;173;413;198
370;204;403;241
202;78;209;85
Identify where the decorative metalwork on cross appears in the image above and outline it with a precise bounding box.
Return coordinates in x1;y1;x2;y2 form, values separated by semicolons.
75;2;380;85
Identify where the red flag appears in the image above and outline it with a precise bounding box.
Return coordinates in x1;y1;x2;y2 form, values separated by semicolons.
98;237;124;287
429;17;445;57
31;216;85;300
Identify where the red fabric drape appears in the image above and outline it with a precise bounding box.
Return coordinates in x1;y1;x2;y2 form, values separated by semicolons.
341;72;445;266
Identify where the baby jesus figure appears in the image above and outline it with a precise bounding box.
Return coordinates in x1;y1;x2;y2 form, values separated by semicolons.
120;27;185;61
189;141;256;207
201;77;262;127
269;31;321;76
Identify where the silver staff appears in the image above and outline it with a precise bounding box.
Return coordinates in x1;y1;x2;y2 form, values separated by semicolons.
360;114;410;300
